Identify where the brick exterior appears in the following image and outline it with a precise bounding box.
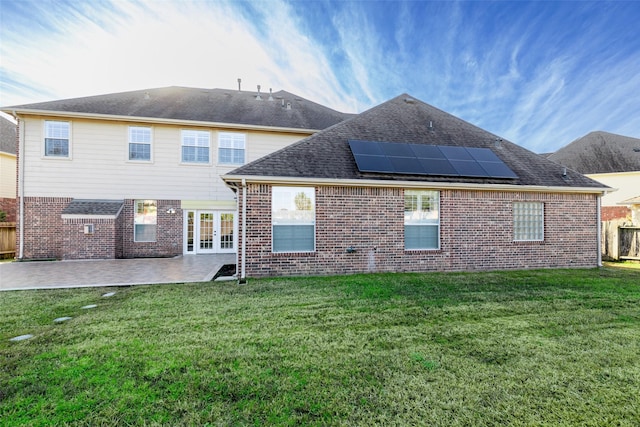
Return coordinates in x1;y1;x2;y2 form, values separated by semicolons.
20;197;182;260
21;197;71;259
62;218;121;259
238;184;599;278
601;206;631;222
120;199;182;258
0;197;16;222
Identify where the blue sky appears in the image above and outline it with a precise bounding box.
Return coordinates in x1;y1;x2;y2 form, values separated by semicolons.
1;0;639;153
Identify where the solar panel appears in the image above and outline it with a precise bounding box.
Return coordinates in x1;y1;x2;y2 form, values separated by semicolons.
348;140;518;179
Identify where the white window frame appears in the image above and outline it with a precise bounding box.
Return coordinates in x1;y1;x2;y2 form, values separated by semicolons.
513;202;544;241
272;187;316;253
218;132;246;165
181;130;210;164
134;200;157;242
128;126;152;162
44;120;71;158
404;190;440;250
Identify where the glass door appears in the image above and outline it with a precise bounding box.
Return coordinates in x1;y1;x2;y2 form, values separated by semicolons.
184;210;236;254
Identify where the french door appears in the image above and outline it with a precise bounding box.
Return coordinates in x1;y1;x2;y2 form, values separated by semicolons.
185;211;236;254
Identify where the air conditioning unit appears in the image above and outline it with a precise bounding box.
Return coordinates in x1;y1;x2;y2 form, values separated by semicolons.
84;224;95;235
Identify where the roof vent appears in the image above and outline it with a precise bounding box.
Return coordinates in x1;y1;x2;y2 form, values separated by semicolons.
428;121;433;129
268;88;274;101
562;167;567;177
237;78;241;92
404;98;415;104
286;102;292;110
494;138;503;148
144;92;150;100
634;147;640;152
256;85;262;100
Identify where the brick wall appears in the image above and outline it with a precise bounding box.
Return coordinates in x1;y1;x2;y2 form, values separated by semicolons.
120;199;182;258
601;206;630;222
0;197;16;222
239;184;599;278
21;197;71;259
62;218;120;259
21;197;182;259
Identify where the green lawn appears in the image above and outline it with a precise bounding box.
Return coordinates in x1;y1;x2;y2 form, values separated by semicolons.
1;268;639;426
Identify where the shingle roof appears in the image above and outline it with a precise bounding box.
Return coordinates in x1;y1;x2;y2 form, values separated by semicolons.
226;94;606;189
62;199;124;216
4;86;351;131
0;115;16;155
547;131;640;174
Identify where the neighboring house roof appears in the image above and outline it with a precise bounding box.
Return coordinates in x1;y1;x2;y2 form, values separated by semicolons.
61;199;124;216
0;115;17;155
3;86;352;131
618;196;640;206
547;131;640;174
226;94;606;190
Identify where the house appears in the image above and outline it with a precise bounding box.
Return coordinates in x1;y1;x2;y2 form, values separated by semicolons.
0;115;17;221
223;94;609;280
2;86;350;260
547;131;640;223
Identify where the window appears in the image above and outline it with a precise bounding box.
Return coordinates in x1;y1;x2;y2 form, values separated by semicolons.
134;200;157;242
405;190;439;250
218;132;245;165
44;121;70;157
513;202;544;241
181;130;210;163
272;187;315;252
129;126;152;161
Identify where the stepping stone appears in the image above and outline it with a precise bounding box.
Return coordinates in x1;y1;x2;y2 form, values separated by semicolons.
81;304;97;309
102;292;116;297
9;334;33;342
54;317;72;323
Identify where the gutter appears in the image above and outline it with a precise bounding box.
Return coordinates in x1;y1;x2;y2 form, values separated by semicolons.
240;179;247;284
15;111;24;259
222;174;612;195
597;195;602;267
0;108;321;135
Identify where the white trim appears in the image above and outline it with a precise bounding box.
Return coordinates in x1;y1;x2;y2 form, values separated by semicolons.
3;108;321;135
597;195;602;267
224;175;610;195
61;214;120;220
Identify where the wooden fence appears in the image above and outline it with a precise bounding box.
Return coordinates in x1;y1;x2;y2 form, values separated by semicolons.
0;222;16;258
602;221;640;261
619;226;640;260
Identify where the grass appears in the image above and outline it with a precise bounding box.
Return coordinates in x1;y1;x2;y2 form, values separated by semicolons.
1;268;639;426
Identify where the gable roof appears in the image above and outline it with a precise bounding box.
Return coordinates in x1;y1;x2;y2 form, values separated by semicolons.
225;94;606;190
547;131;640;174
0;115;17;155
3;86;351;131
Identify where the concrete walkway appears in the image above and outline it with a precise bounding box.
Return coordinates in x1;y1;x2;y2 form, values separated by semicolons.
0;254;236;291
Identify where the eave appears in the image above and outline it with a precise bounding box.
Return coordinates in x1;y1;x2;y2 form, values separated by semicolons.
1;108;321;135
223;174;612;195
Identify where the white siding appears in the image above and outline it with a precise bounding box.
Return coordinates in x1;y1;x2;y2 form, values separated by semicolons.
588;172;640;206
22;116;309;200
0;152;16;198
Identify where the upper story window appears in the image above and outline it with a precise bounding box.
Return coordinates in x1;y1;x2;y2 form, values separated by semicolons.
44;120;70;157
181;130;210;163
218;132;245;165
513;202;544;241
129;126;152;161
272;187;315;253
405;190;440;250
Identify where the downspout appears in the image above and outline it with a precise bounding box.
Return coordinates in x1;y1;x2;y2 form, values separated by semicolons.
240;178;247;284
15;112;25;260
597;193;602;267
